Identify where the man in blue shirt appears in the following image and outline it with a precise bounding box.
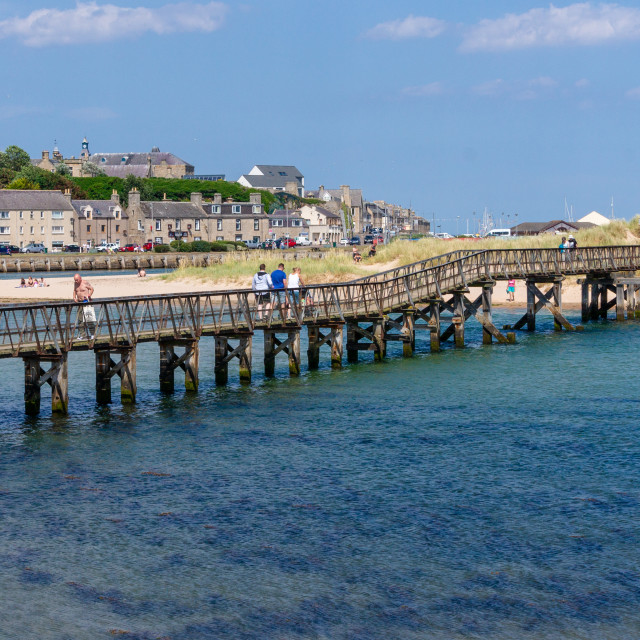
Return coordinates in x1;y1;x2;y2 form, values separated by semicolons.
271;263;288;318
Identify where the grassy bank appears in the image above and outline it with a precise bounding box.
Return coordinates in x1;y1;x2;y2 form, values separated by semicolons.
161;218;640;286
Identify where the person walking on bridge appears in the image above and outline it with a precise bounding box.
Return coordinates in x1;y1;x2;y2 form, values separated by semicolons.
73;273;96;339
252;264;272;320
271;263;288;319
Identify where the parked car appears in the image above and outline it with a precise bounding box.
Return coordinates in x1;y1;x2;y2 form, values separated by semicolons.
339;238;350;245
142;242;155;252
278;238;296;249
363;234;375;244
295;236;312;246
0;245;12;255
119;244;139;252
21;243;46;253
63;244;81;253
96;243;119;253
244;240;261;249
259;240;274;250
349;236;361;245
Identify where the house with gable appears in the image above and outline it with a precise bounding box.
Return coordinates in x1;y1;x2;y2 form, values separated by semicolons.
237;165;304;197
298;204;343;245
201;193;269;244
306;185;364;234
72;190;126;248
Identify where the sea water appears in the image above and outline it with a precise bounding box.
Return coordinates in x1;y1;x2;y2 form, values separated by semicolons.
0;308;639;639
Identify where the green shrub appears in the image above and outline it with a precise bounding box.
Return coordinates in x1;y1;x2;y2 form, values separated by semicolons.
190;240;213;252
153;244;171;253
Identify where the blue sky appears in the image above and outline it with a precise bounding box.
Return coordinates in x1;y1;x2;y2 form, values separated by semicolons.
2;1;640;232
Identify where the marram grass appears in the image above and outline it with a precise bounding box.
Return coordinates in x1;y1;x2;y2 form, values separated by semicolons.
160;218;640;286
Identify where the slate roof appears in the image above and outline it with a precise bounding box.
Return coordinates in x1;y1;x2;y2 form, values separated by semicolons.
239;175;300;189
310;188;364;208
72;200;127;219
0;190;74;211
202;203;266;217
90;151;191;167
240;165;304;189
302;205;341;219
140;201;206;219
511;220;595;235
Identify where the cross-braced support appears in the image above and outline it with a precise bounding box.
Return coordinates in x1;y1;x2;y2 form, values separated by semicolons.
307;324;343;369
159;339;198;393
214;333;252;385
346;319;385;363
384;310;416;357
23;353;69;416
513;278;575;331
579;277;619;322
264;329;301;376
96;346;139;404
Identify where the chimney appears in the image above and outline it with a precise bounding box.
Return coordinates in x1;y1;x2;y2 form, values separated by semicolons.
225;197;234;203
110;189;120;205
213;193;222;205
319;185;324;191
42;150;50;160
190;192;203;207
128;188;141;207
340;185;351;206
163;193;167;201
249;192;261;205
63;188;72;204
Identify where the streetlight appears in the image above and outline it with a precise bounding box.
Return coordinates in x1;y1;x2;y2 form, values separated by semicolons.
456;215;460;237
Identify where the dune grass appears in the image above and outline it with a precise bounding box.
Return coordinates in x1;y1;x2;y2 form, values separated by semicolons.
160;218;640;286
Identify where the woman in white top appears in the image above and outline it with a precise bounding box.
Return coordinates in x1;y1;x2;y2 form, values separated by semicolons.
287;267;304;319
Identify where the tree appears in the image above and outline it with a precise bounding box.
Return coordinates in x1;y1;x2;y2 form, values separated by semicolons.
55;163;72;176
7;177;40;190
0;145;31;172
81;161;105;177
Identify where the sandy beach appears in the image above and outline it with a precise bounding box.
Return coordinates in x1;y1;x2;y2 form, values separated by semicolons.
0;271;586;308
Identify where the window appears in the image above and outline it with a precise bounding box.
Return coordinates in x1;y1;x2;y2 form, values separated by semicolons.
217;219;222;231
30;212;34;219
52;226;64;234
40;211;44;219
232;205;241;214
236;219;241;231
216;236;224;241
114;209;120;219
115;225;120;232
211;205;220;213
175;219;181;231
137;220;143;231
292;220;301;227
155;220;162;231
278;171;287;176
254;218;260;231
0;211;8;219
41;226;44;233
195;219;200;231
101;225;105;232
52;211;63;219
30;226;34;234
19;226;23;235
194;236;201;241
101;157;106;163
52;241;64;248
253;236;260;243
235;234;242;242
154;237;163;244
0;227;9;234
87;225;91;232
252;205;261;214
273;219;282;226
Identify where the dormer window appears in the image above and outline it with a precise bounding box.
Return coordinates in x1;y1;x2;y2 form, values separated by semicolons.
232;205;241;214
101;157;106;163
86;209;92;220
121;157;127;163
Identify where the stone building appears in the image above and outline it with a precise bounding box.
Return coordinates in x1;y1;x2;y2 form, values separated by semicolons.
298;204;343;245
201;193;270;244
0;189;75;250
306;185;364;234
72;190;126;248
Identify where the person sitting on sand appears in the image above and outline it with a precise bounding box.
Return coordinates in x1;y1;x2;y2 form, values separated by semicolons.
27;276;35;287
137;267;146;277
39;277;49;288
368;245;377;258
19;278;26;288
352;249;362;263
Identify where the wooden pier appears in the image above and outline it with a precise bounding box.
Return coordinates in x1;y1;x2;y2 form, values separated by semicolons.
3;245;640;415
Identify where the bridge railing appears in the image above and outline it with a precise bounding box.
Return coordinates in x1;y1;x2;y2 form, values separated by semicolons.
1;245;639;357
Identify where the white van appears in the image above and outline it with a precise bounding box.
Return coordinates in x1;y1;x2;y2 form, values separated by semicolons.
485;229;511;238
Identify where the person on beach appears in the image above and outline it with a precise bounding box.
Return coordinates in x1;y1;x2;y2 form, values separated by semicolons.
368;244;377;258
352;246;362;263
252;263;273;320
19;278;26;288
27;276;35;287
137;267;146;277
39;277;49;288
507;278;516;302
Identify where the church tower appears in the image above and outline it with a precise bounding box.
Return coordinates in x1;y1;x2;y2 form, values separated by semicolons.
80;137;90;159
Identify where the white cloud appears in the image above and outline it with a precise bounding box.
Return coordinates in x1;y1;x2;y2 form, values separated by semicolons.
471;79;505;96
626;86;640;98
365;15;446;40
0;1;228;46
460;3;640;52
529;76;558;88
402;82;444;97
575;78;590;88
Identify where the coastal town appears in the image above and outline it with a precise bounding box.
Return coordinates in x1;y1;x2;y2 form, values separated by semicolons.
0;139;429;253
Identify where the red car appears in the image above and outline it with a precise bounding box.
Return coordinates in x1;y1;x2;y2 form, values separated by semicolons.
119;244;138;252
142;242;154;251
278;238;296;248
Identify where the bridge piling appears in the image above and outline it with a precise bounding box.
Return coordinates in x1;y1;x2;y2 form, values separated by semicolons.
95;349;113;404
160;339;199;392
402;310;415;357
453;292;465;348
481;285;493;345
429;300;441;352
263;329;300;376
24;354;69;416
308;325;344;369
119;347;137;403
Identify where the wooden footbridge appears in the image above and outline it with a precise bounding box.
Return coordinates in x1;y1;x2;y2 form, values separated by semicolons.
3;245;640;415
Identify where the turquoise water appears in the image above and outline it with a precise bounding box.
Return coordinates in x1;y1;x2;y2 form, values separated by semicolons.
1;309;639;639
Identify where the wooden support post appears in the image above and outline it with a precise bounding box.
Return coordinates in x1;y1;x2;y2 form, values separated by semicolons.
429;300;440;352
453;292;465;347
331;325;343;368
402;310;415;357
600;285;608;320
481;284;493;345
526;280;536;331
635;286;640;320
628;284;637;320
214;336;229;385
159;341;176;393
183;340;199;392
95;349;112;404
590;283;600;321
307;326;320;370
346;322;359;364
238;335;252;383
288;330;301;376
264;330;276;377
24;358;41;416
552;280;563;331
50;355;69;414
616;284;626;321
372;319;385;361
118;347;136;404
581;281;590;322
